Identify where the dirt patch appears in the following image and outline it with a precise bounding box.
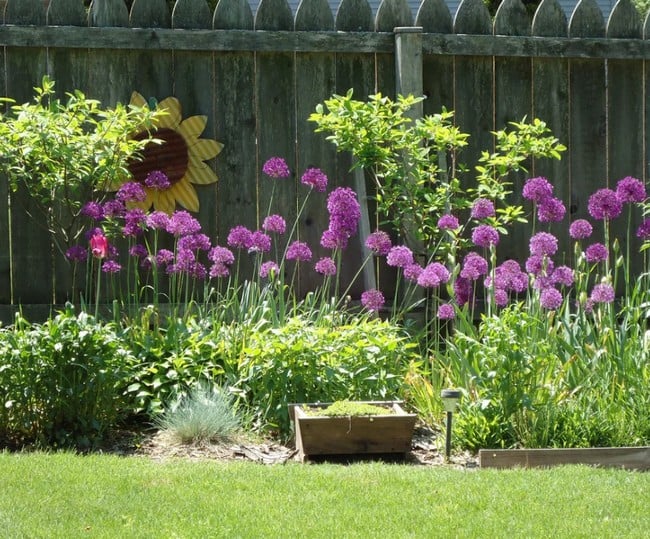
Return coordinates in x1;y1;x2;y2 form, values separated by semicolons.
99;424;479;469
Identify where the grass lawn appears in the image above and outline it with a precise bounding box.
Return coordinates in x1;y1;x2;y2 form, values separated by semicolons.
1;452;649;538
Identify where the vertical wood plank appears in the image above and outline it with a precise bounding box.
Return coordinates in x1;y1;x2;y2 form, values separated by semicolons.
334;0;378;298
172;0;218;242
453;0;493;199
0;3;7;304
4;0;50;305
295;0;338;295
606;0;643;286
531;0;571;261
568;0;606;245
254;0;297;286
494;0;532;264
47;0;91;302
212;0;256;282
417;0;453;115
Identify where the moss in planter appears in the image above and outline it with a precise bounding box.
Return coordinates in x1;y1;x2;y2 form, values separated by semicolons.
304;401;394;417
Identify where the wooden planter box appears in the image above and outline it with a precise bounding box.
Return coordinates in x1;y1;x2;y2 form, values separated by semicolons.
289;401;417;462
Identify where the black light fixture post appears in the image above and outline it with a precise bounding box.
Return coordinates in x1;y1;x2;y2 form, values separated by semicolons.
441;389;461;460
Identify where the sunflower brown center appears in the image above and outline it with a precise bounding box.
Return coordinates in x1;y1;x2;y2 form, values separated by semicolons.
128;127;189;186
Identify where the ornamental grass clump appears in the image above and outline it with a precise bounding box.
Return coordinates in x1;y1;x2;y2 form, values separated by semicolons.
154;383;242;444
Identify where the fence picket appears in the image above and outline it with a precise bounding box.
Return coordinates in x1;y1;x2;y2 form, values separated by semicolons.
130;0;172;27
213;0;254;28
294;0;338;294
531;0;571;259
88;0;129;27
47;0;86;25
568;0;606;252
4;1;50;304
453;0;493;192
606;0;643;283
170;1;217;241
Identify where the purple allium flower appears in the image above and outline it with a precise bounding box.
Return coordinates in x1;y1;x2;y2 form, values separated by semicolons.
189;262;207;280
523;176;554;203
386;245;414;268
417;263;450;288
81;201;104;220
636;218;650;239
262;157;290;179
248;230;272;253
460;252;488;280
300;168;328;192
123;208;147;237
174;248;196;272
262;214;286;235
286;241;312;262
144;170;171;190
365;230;392;256
569;219;593;240
166;211;202;237
470;198;496;220
361;289;385;312
493;260;528;293
210;262;230;278
590;283;615;304
585;243;608;263
102;199;125;218
259;260;280;279
146;211;170;230
116;181;146;203
529;232;559;257
552;265;574;287
327;187;361;239
129;244;148;259
227;225;253;250
179;233;211;252
314;257;337;276
403;263;423;283
616;176;646;203
437;303;456;320
208;246;235;266
537;197;566;223
588;188;622;220
437;214;460;230
525;255;554;276
102;260;122;274
471;224;499;248
156;249;175;266
65;245;87;262
493;288;509;307
454;276;472;307
320;229;348;250
540;287;563;310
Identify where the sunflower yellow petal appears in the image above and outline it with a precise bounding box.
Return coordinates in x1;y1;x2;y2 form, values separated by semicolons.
172;180;200;212
178;115;207;140
129;91;147;108
187;160;219;185
188;138;223;160
156;97;182;129
155;190;176;215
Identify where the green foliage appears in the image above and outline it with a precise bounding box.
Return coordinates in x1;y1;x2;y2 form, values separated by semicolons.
154;382;242;444
0;305;133;449
235;314;418;435
310;91;564;255
0;76;162;253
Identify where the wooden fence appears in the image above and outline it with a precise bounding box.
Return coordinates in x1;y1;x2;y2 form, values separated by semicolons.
0;0;648;315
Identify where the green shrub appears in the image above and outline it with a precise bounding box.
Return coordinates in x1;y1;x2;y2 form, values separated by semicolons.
154;383;242;444
0;306;133;449
235;314;418;435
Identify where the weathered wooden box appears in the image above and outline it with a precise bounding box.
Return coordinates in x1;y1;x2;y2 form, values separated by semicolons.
289;401;417;462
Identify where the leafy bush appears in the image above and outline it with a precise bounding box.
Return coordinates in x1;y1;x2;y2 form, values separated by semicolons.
0;306;133;449
154;383;242;444
235;314;418;435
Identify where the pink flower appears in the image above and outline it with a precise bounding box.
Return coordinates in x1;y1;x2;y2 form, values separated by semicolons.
90;234;109;259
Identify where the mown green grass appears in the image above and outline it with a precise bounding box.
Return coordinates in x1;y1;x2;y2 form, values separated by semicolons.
1;452;649;538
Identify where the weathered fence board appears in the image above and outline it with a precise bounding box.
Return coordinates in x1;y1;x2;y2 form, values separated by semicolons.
0;0;648;310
